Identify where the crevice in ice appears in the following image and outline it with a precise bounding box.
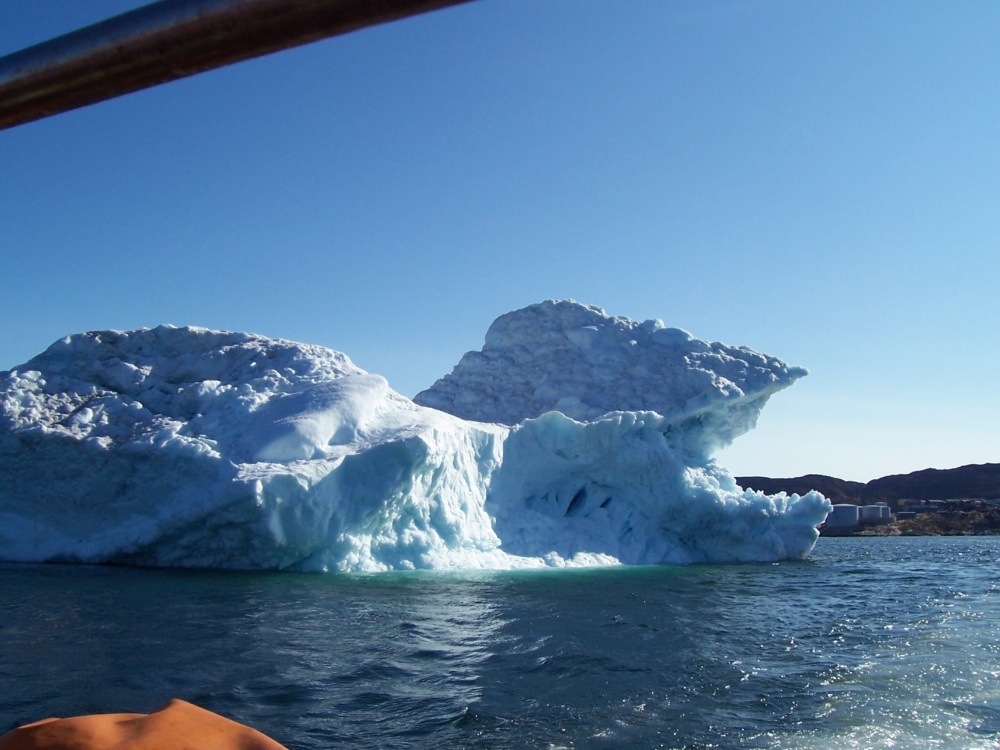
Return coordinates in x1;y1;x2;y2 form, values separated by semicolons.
565;487;587;517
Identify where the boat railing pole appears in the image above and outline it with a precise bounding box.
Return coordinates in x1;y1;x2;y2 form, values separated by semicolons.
0;0;472;131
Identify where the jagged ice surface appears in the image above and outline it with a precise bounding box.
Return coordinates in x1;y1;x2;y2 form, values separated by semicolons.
0;303;830;571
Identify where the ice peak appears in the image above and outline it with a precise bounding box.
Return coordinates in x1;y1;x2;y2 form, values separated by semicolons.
415;300;806;454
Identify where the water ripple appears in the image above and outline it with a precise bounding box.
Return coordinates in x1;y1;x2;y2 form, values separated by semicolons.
1;538;998;749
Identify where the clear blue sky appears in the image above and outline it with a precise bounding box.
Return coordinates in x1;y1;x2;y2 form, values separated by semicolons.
2;1;998;482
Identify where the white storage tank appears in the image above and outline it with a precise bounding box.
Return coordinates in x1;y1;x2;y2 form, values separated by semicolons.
826;504;860;528
860;504;884;522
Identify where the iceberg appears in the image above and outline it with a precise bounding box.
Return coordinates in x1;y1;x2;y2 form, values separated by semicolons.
0;302;830;572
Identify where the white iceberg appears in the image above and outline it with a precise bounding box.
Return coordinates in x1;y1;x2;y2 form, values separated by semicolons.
0;301;830;572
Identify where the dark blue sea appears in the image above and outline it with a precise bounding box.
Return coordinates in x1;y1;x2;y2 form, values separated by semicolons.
1;536;998;749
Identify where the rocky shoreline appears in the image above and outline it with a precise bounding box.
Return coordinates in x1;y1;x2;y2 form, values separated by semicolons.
821;503;1000;537
739;463;1000;538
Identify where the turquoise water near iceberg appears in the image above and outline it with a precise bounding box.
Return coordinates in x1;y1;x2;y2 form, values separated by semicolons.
1;536;998;749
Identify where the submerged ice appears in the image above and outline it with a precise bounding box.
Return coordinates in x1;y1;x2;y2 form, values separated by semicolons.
0;302;830;571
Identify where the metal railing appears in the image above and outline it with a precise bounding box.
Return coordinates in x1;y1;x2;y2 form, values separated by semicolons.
0;0;472;130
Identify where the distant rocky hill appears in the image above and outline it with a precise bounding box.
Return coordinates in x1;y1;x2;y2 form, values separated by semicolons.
734;474;866;503
738;463;1000;508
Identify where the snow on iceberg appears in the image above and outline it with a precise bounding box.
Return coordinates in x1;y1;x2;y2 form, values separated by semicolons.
0;303;830;572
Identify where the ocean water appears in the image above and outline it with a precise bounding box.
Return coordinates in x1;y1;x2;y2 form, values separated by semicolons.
1;536;998;749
